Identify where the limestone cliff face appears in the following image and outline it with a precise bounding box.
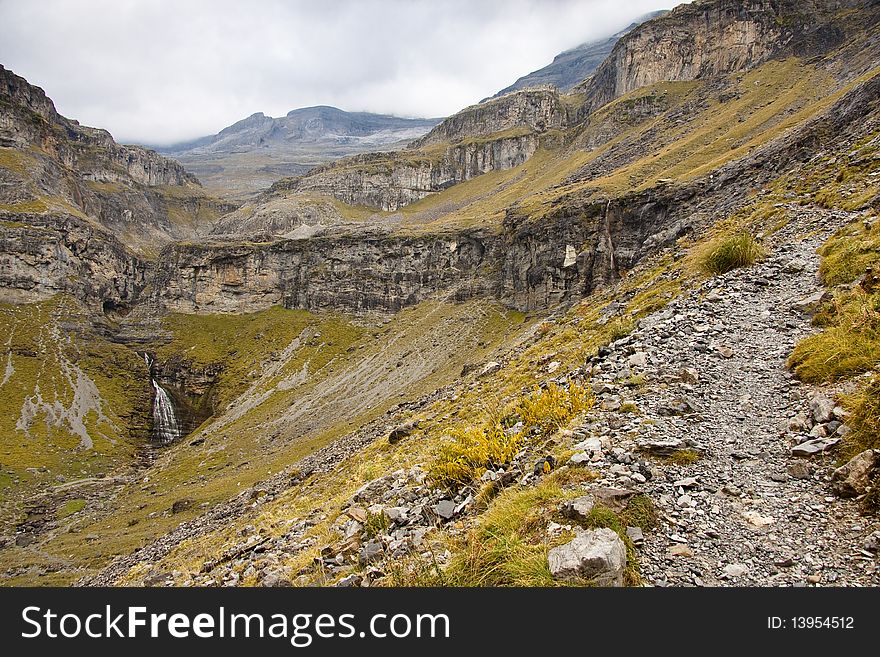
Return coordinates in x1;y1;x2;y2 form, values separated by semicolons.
0;212;149;310
412;89;567;148
152;233;494;313
275;132;540;211
576;0;862;116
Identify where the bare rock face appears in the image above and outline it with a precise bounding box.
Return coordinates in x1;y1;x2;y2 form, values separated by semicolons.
576;0;857;117
153;232;494;313
276;132;541;212
832;450;878;497
0;212;149;311
412;89;567;148
548;527;626;586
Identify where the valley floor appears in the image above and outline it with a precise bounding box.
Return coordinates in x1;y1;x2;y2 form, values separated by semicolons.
76;204;880;588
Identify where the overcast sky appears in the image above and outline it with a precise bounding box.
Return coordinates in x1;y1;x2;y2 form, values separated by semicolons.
0;0;674;146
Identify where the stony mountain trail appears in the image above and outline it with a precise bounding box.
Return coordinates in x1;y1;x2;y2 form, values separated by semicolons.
582;205;879;586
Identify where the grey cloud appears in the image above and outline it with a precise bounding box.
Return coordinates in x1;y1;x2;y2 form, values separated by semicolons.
0;0;674;145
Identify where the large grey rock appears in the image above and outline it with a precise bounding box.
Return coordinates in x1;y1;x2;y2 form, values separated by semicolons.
831;449;878;497
548;528;626;586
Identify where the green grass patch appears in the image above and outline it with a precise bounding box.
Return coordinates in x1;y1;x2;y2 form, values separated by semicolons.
694;232;765;275
818;219;880;287
57;498;86;519
789;288;880;383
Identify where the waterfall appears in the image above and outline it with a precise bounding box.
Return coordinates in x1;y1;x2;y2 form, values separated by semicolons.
143;353;181;445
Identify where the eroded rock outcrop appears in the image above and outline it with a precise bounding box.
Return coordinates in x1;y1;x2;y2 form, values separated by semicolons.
575;0;860;117
412;89;567;148
153;232;494;313
274;131;541;211
0;212;149;311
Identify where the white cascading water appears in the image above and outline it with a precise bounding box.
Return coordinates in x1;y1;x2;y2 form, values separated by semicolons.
144;353;181;444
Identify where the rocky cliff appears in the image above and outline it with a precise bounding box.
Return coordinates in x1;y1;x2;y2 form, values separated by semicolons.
575;0;866;116
0;211;149;311
0;65;232;310
273;131;542;212
0;65;227;261
152;231;494;313
412;89;567;148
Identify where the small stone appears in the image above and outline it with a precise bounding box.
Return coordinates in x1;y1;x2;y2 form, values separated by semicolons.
863;530;880;553
433;499;456;520
335;574;363;588
723;563;748;578
569;452;591;465
548;528;626;586
626;526;644;546
261;571;292;587
788;412;811;432
787;461;812;479
741;510;775;528
346;506;367;523
573;437;602;453
666;544;694;558
809;394;835;424
717;346;734;359
679;368;700;384
384;507;409;524
547;361;561;374
562;495;596;520
359;540;384;565
593;487;636;513
791;437;840;457
628;352;648;368
673;477;699;489
479;362;501;377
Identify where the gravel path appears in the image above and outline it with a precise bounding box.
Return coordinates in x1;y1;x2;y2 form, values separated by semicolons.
585;206;879;586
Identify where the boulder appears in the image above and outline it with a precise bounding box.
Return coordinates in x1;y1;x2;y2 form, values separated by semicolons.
831;449;878;497
548;528;626;586
388;421;419;444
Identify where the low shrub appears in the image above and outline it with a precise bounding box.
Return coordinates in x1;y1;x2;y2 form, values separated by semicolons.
696;233;764;275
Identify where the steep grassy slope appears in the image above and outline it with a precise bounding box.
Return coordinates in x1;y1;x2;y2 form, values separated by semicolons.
0;299;528;585
0;297;150;519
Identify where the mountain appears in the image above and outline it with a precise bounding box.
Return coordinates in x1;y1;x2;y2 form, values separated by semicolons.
0;64;229;284
156;106;441;200
2;0;880;589
490;10;668;98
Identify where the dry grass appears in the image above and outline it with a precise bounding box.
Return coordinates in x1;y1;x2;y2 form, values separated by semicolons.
693;232;765;275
